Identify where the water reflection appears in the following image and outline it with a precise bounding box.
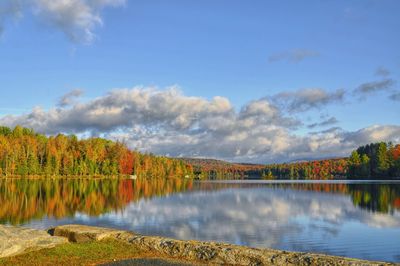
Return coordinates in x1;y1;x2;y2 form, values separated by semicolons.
0;179;399;262
196;181;400;214
1;179;399;225
0;178;193;224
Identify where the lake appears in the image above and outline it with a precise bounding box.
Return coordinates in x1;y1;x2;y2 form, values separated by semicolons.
1;178;399;262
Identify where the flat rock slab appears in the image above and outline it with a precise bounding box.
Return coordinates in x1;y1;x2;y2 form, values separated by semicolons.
48;224;128;243
50;224;398;266
0;225;67;258
100;258;194;266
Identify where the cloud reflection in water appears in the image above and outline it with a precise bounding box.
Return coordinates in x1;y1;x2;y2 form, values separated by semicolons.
27;185;400;262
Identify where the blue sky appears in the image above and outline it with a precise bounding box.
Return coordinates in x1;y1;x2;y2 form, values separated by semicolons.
0;0;399;163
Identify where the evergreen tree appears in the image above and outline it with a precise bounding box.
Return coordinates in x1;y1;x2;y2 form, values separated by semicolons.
360;154;370;178
376;142;389;176
348;150;361;178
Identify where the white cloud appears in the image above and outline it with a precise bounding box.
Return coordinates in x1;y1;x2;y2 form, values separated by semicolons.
343;125;400;144
58;89;83;107
1;87;399;163
0;0;125;43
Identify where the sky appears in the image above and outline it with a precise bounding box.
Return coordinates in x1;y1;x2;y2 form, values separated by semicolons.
0;0;399;163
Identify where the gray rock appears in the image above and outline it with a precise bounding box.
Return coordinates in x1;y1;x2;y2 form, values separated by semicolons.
48;224;126;243
0;225;67;258
99;258;194;266
50;224;398;266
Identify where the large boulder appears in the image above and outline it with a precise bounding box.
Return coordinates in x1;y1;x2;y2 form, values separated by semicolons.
48;224;128;243
0;225;67;258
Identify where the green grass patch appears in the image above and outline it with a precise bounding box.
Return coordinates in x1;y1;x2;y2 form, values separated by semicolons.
0;239;147;266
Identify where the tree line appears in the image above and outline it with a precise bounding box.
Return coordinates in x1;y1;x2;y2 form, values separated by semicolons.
262;158;348;180
174;142;400;180
181;158;266;179
348;142;400;178
262;142;400;179
0;126;193;178
0;125;399;179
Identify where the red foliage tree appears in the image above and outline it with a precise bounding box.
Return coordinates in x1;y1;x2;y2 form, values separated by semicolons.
119;149;134;175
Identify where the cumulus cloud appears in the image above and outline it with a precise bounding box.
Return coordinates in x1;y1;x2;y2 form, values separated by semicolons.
0;86;237;134
0;0;125;43
140;124;400;163
307;117;338;129
58;89;83;107
343;125;400;144
1;87;399;163
272;88;345;113
268;49;319;63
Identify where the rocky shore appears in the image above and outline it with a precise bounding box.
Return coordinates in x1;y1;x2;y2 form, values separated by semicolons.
0;225;67;258
1;224;398;265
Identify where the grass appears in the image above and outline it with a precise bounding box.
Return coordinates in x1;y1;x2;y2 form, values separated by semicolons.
0;239;153;266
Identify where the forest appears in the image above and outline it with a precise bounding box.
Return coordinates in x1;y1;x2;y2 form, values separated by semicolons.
0;126;193;178
347;142;400;178
262;158;348;180
262;142;400;179
181;158;266;179
186;143;400;180
0;125;399;179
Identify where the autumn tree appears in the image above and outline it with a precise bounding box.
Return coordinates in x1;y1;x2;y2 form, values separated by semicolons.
0;125;193;178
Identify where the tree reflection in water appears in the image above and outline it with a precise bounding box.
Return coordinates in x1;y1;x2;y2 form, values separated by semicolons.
0;178;193;225
0;179;399;225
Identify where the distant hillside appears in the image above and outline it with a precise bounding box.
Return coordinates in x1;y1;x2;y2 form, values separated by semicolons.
180;157;350;179
264;157;348;179
179;158;266;178
180;142;400;180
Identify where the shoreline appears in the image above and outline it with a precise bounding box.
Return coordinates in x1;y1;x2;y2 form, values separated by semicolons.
1;224;398;265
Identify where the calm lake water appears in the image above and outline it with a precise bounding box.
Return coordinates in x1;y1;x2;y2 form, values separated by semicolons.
1;178;399;262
